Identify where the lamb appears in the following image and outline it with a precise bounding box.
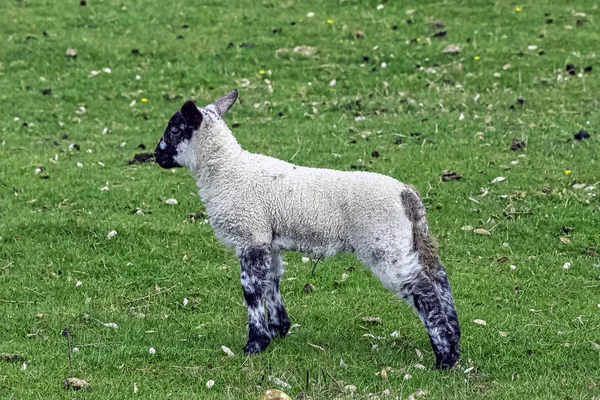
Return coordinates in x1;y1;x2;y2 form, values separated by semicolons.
154;89;461;368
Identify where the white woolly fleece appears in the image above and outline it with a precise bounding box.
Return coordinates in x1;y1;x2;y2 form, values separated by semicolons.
175;105;418;286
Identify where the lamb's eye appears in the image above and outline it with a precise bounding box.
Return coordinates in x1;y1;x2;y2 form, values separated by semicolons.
171;128;181;137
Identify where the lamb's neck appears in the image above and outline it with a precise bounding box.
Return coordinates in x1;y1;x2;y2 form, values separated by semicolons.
189;130;243;193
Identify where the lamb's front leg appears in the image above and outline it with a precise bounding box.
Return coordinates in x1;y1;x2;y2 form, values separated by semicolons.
266;252;291;338
240;246;272;354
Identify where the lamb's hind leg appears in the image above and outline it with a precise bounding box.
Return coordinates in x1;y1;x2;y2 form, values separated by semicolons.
396;187;460;368
265;252;291;338
371;253;460;369
399;262;460;369
240;245;272;354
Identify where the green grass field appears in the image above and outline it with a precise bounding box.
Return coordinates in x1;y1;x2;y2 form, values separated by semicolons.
1;0;599;398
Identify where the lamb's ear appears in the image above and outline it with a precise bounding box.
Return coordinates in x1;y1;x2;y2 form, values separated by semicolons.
181;100;203;129
212;89;238;117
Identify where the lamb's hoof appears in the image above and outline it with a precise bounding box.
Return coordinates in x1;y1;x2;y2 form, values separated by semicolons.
269;317;291;338
244;336;271;354
434;346;460;369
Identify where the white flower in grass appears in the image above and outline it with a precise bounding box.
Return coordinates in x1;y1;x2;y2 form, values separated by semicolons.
149;347;156;354
107;230;117;239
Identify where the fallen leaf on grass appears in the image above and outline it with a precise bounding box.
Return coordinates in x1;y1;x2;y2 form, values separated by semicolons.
510;139;526;151
308;343;326;351
473;319;487;326
268;376;291;389
0;353;24;363
103;322;118;329
206;380;215;388
491;176;506;183
408;389;429;399
559;237;571;244
415;348;423;360
442;44;461;53
499;331;509;337
261;389;292;400
574;131;590;140
66;48;77;57
64;377;90;391
441;170;462;181
128;153;154;164
303;283;314;293
133;382;138;393
381;368;388;379
473;229;490;235
344;385;357;392
165;198;178;205
221;345;234;357
362;316;381;324
293;46;316;57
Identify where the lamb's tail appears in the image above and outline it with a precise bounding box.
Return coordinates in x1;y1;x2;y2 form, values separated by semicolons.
400;187;461;369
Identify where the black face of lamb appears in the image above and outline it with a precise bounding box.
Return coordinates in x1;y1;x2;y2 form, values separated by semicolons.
154;101;202;169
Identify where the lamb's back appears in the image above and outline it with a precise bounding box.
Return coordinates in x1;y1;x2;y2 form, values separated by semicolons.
235;153;408;250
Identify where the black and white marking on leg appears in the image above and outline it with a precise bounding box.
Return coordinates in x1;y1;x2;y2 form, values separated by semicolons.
266;253;291;338
403;266;460;369
240;245;272;354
